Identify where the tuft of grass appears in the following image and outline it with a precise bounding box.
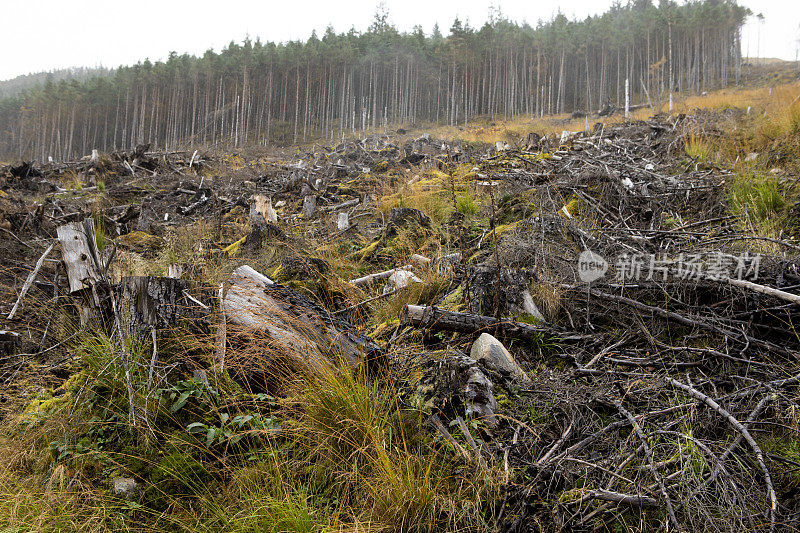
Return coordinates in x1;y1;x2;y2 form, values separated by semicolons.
456;193;478;216
728;165;786;222
684;134;715;164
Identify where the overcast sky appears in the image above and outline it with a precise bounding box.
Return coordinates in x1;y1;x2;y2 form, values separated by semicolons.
1;0;798;81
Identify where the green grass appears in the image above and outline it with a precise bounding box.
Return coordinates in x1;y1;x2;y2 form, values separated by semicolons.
0;317;496;532
728;165;786;222
456;193;478;216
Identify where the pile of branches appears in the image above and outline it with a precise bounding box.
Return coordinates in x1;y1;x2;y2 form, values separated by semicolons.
395;117;800;531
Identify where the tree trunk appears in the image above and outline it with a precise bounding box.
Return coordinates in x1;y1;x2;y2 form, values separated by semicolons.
400;304;547;342
120;276;198;337
222;266;382;374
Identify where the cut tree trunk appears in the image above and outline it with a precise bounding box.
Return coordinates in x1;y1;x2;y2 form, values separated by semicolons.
120;276;205;337
56;219;103;294
222;265;382;374
400;304;547;342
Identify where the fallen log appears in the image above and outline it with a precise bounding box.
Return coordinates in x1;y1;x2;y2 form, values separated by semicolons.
350;265;412;286
410;252;462;269
321;198;359;212
400;304;548;342
590;490;659;508
717;276;800;306
222;265;382;373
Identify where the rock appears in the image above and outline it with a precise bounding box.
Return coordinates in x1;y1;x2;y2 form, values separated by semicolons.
470;333;528;382
385;270;422;292
111;477;141;500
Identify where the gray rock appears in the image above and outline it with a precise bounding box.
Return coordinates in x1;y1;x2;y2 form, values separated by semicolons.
111;477;141;500
385;270;421;292
470;333;529;382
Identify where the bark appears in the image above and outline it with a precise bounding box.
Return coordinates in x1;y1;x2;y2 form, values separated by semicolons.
120;276;199;337
400;304;547;342
222;265;382;372
56;219;103;294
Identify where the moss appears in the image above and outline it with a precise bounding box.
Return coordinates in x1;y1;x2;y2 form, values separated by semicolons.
491;221;519;240
516;313;541;325
352;240;381;262
369;318;400;340
440;285;466;312
117;231;165;254
562;197;584;218
372;160;390;173
222;236;247;256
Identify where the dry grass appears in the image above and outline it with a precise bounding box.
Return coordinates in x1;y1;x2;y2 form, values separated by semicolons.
4;79;800;532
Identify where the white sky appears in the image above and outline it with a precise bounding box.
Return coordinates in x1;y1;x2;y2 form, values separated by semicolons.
1;0;798;81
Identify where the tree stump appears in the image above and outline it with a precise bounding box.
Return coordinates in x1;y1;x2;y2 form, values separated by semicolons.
120;276;199;337
56;218;103;294
417;353;498;429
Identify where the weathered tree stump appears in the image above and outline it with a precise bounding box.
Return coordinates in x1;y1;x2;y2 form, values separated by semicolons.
0;330;20;356
120;276;202;337
417;353;498;429
252;194;278;223
467;266;543;320
57;218;110;327
56;218;103;294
